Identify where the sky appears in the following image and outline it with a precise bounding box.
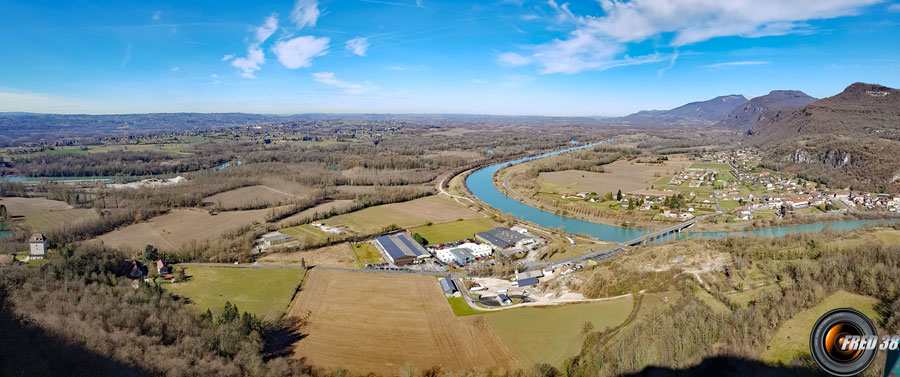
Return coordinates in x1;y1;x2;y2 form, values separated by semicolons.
1;0;899;116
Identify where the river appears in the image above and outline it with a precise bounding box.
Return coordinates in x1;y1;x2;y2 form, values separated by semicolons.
465;143;897;243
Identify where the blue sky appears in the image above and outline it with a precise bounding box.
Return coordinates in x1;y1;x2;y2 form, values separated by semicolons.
1;0;899;116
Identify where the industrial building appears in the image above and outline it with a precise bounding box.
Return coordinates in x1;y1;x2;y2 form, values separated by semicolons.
439;277;457;294
435;243;492;265
475;227;535;249
515;269;543;287
374;233;431;265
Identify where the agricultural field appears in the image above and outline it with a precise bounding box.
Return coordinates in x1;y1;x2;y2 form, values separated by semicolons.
409;217;498;245
350;242;385;267
485;297;633;367
277;200;355;227
760;290;880;365
288;269;516;375
164;266;305;320
257;243;357;269
321;195;483;234
202;185;296;209
1;197;100;234
538;156;692;195
280;224;335;246
545;243;615;262
96;208;270;252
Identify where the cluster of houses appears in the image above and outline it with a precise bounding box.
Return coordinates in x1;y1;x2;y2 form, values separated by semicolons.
372;226;539;268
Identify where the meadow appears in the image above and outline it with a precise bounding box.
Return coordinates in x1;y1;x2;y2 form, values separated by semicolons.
350;242;385;267
485;296;634;367
409;217;497;245
537;156;692;195
164;266;305;320
257;243;358;269
321;195;483;234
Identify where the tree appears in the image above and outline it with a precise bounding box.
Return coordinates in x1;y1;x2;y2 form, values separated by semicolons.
300;258;307;269
174;266;186;282
413;233;429;246
219;301;239;324
616;189;623;201
142;245;158;262
0;204;7;220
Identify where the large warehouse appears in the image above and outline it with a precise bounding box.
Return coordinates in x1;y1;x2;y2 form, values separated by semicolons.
373;234;430;265
475;227;535;249
435;243;492;265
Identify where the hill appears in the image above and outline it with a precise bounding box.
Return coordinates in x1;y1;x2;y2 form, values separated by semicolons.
750;82;900;192
716;90;816;131
617;95;747;125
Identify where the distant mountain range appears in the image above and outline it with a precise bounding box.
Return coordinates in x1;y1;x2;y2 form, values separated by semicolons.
716;90;817;131
616;95;748;125
748;82;900;192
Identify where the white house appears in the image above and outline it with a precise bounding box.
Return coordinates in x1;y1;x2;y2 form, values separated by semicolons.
29;233;47;260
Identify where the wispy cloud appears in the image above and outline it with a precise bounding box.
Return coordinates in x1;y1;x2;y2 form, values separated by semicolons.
121;44;132;67
497;52;531;66
221;54;234;62
500;0;881;74
889;3;900;12
152;11;162;21
291;0;320;29
273;36;329;69
346;37;369;56
699;61;772;69
312;72;374;94
170;66;180;72
231;13;279;79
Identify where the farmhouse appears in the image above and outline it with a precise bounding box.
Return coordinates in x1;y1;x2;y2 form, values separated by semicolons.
439;277;457;294
374;234;430;265
29;233;47;260
475;227;534;249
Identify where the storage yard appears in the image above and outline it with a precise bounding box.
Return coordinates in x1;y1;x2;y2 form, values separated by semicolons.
287;269;516;375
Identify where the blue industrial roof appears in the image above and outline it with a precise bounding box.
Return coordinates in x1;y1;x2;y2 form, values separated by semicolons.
439;277;456;293
374;235;406;260
396;234;427;257
517;277;539;287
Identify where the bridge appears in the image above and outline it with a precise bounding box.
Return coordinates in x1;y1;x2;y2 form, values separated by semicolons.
527;211;721;270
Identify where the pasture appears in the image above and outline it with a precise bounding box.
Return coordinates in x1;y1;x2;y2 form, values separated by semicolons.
538;156;692;195
350;243;385;267
688;162;732;171
1;197;99;234
322;195;483;234
277;199;355;226
280;224;334;246
409;217;497;245
257;243;358;269
485;296;634;367
96;208;269;252
202;185;296;209
760;290;880;365
165;266;305;320
288;269;516;375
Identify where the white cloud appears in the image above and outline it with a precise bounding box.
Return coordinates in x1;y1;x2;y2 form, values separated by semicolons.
292;0;320;29
889;3;900;12
312;72;373;94
497;52;532;66
152;11;162;21
346;37;369;56
521;14;538;21
502;0;881;74
388;65;410;71
699;61;771;69
416;0;423;6
170;66;180;72
255;14;279;44
273;36;330;69
230;14;279;79
472;78;488;84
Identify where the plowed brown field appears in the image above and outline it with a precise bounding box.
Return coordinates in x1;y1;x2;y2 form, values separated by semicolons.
288;269;516;375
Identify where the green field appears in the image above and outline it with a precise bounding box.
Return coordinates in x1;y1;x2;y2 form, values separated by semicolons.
761;290;880;365
689;162;732;171
486;296;634;367
165;266;305;320
719;200;741;211
409;217;497;245
281;224;331;244
351;243;385;267
447;296;483;317
716;171;736;182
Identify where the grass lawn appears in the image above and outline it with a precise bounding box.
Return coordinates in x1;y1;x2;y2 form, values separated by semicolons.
447;296;483;317
281;224;331;244
165;266;305;320
716;171;736;182
486;296;634;367
719;200;741;211
688;162;732;171
322;195;481;234
409;217;497;245
351;243;385;267
24;208;99;233
761;290;880;365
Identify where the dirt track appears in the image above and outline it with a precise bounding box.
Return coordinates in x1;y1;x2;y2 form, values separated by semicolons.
287;269;517;375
